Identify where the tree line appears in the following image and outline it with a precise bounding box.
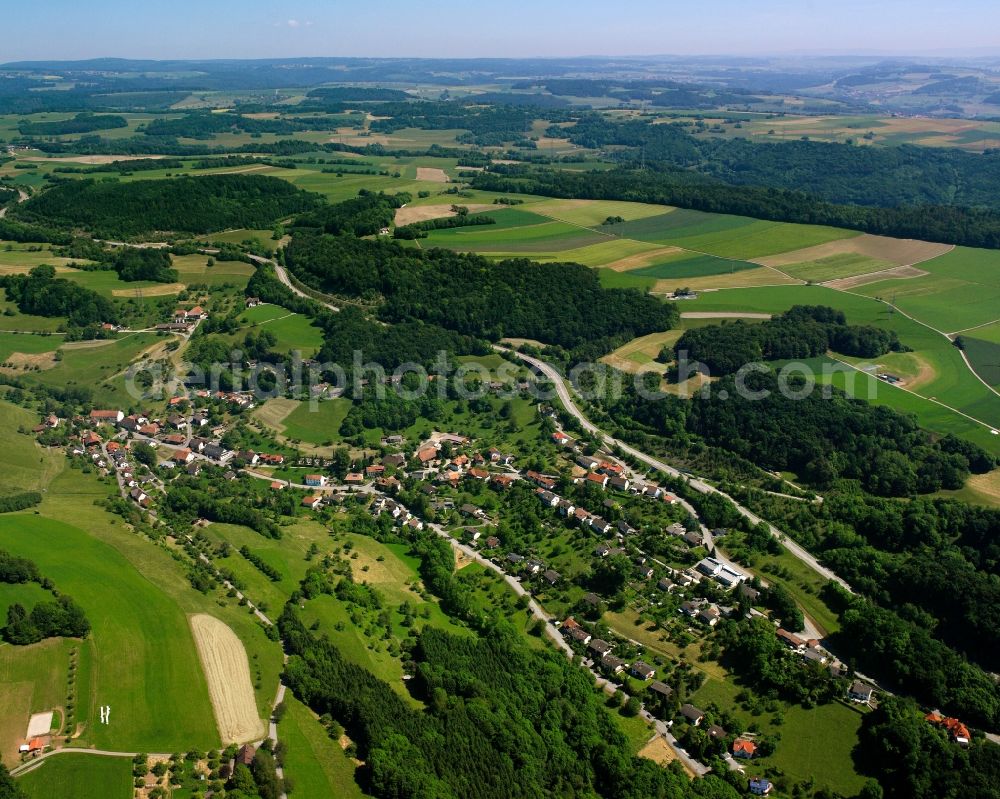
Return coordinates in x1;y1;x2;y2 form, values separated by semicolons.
472;166;1000;249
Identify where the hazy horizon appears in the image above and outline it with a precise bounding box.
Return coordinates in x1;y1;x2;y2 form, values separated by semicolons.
4;0;999;63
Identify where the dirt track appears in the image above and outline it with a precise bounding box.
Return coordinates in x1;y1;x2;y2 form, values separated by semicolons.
190;614;265;744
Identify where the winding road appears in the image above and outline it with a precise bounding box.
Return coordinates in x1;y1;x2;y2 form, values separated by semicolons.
507;348;852;595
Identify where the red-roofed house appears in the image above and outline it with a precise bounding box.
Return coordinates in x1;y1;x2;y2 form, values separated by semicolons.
733;739;757;759
172;448;194;464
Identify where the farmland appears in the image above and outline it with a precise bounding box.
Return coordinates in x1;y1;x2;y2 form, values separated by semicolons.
17;753;132;799
0;513;219;751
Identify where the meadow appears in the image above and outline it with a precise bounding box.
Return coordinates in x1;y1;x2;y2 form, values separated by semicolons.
278;696;367;799
17;753;133;799
0;399;65;494
423;207;607;253
234;303;324;356
690;677;867;796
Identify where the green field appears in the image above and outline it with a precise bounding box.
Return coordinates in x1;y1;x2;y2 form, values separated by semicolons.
961;335;1000;389
779;252;895;282
629;252;758;279
0;332;61;361
279;398;351;445
38;467;284;723
854;246;1000;334
172;253;255;287
616;209;854;259
235;304;324;356
424;208;608;252
29;333;159;407
0;399;64;494
17;753;132;799
59;269;165;298
278;696;367;798
0;514;219;751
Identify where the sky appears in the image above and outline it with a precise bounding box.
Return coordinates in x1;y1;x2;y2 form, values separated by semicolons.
3;0;1000;62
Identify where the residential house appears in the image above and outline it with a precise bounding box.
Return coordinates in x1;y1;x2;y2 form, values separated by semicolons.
237;450;259;465
552;430;573;447
537;489;559;508
585;472;609;489
164;433;187;446
587;639;613;657
594;543;611;558
304;474;327;488
460;503;484;519
543;569;561;586
707;724;728;740
925;712;971;746
733;739;757;759
600;654;625;675
666;522;686;536
657;578;676;592
649;681;673;700
749;777;772;795
490;474;514;489
680;704;704;726
506;553;525;567
576;455;601;471
716;565;746;589
89;409;124;424
698;606;721;627
849;681;875;704
345;473;365;485
738;583;761;603
683;530;704;547
302;495;323;510
776;629;805;650
484;536;500;549
564;625;592;646
631;661;655;680
467;467;489;480
524;559;544;576
172;448;194;464
608;475;631;492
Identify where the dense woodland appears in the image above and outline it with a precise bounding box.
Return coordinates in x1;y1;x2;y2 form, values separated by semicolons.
857;696;1000;799
16;112;127;136
284;222;677;352
2;264;117;327
734;489;1000;728
10;174;321;239
673;305;906;374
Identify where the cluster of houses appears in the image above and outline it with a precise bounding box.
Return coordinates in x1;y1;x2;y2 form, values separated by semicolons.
371;495;426;533
560;618;663;684
774;627;853;678
924;711;971;746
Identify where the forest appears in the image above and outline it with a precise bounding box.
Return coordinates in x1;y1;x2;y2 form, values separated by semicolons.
734;488;1000;728
292;190;406;237
856;695;1000;799
58;241;179;283
673;305;906;374
16;112;127;136
10;174;321;239
283;226;677;351
141;110;313;139
1;264;117;327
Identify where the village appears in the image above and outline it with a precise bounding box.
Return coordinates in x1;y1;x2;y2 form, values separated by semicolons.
36;379;971;795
